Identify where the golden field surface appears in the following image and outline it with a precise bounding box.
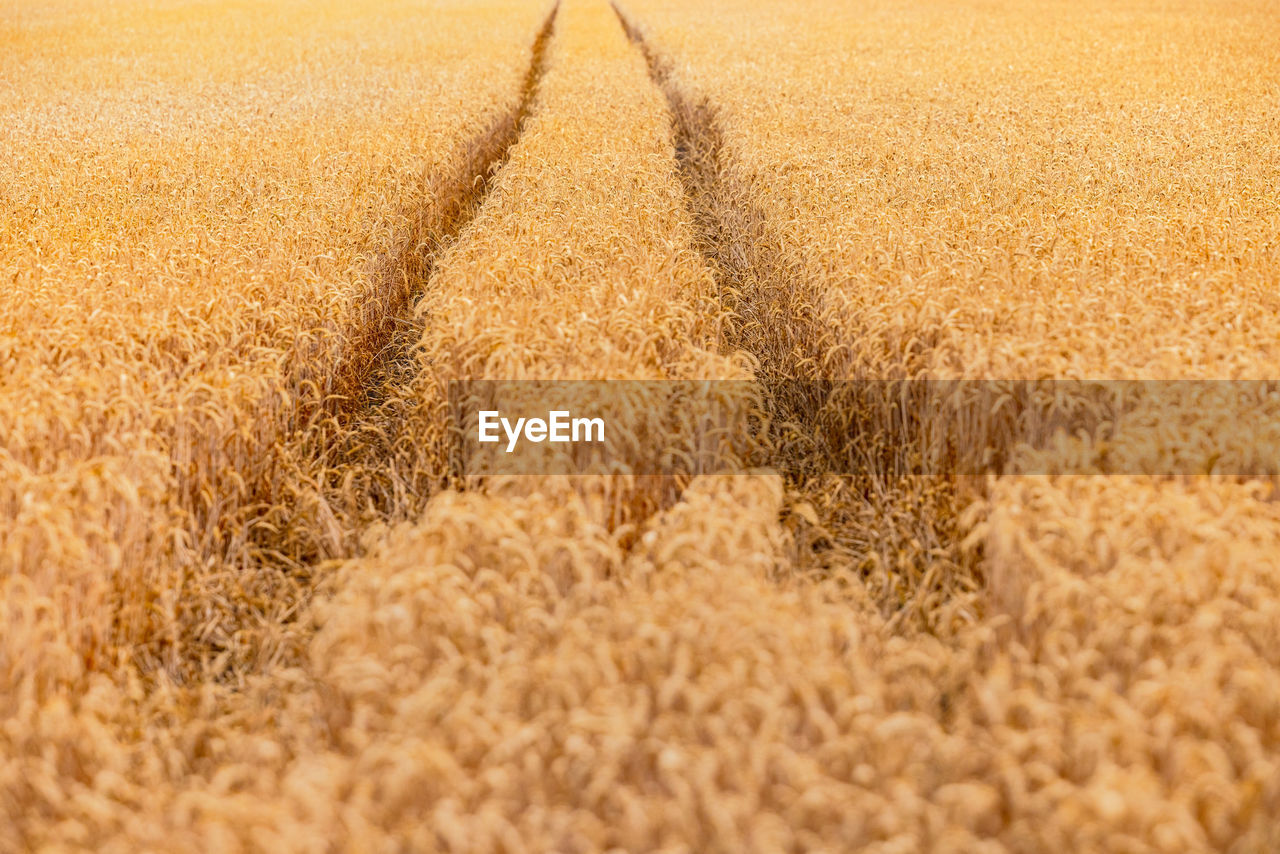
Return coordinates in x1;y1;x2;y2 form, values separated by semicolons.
2;0;1279;850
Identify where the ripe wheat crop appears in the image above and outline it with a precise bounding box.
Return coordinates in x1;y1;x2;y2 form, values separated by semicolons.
0;0;550;681
3;0;1279;850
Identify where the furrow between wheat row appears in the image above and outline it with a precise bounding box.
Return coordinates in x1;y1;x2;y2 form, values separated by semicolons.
611;2;980;630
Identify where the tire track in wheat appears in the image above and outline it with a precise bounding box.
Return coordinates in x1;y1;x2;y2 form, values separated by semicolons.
267;3;561;561
612;2;981;631
184;4;563;681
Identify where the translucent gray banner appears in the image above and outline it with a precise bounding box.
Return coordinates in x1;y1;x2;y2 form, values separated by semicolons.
446;380;1280;476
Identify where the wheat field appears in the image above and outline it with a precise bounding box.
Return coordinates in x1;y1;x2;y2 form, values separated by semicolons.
3;0;1279;850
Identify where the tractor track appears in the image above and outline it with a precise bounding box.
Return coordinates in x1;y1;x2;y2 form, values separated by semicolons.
181;3;562;683
268;2;561;562
612;2;981;631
